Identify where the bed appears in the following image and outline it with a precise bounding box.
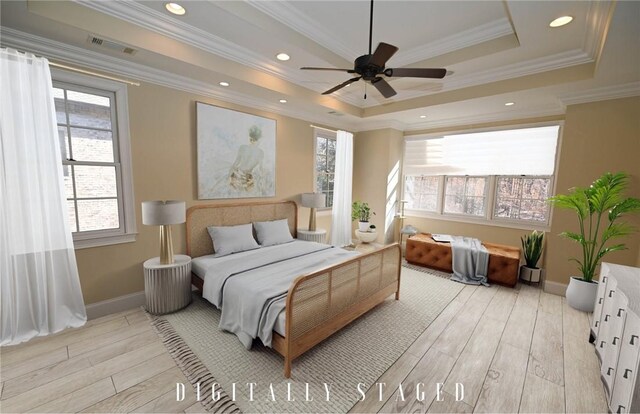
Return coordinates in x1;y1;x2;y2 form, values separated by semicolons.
186;201;402;378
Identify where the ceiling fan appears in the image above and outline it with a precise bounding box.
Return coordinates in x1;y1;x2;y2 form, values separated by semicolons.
300;0;448;99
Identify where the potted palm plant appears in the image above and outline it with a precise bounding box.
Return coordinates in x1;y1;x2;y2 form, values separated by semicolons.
520;230;544;283
549;172;640;312
352;201;375;232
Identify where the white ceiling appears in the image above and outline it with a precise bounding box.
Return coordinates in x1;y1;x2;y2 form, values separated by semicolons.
1;0;638;131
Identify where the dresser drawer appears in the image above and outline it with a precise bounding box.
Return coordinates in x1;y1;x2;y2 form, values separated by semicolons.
610;311;640;414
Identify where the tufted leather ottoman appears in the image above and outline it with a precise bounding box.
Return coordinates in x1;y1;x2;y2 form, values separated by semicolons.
405;233;521;287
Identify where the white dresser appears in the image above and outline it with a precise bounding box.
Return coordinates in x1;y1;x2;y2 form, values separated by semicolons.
591;262;640;413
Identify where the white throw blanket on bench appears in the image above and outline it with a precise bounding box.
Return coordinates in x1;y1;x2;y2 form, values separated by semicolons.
450;236;490;286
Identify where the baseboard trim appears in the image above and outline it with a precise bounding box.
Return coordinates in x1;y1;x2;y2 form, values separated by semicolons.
544;280;568;297
85;291;146;320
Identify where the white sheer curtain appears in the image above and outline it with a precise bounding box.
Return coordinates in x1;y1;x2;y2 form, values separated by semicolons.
0;48;87;346
330;130;353;247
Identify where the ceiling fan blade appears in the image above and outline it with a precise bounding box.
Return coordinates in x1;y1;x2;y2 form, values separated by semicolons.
322;76;362;95
384;68;447;79
371;77;397;98
300;67;354;72
369;42;399;67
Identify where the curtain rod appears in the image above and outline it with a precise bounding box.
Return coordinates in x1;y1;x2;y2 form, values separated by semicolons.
310;124;338;133
49;62;141;86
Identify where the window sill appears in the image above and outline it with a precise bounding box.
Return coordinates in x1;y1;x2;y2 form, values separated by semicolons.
73;233;137;249
405;209;550;232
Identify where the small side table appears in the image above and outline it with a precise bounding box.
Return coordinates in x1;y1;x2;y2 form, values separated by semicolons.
297;228;327;244
143;255;192;315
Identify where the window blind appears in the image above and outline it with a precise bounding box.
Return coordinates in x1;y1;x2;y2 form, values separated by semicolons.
404;125;560;176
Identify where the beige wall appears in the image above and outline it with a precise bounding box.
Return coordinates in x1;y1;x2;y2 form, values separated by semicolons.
352;128;404;244
546;97;640;287
76;82;332;305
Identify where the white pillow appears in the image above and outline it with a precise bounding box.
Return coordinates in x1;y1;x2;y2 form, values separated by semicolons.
207;223;260;257
253;219;294;247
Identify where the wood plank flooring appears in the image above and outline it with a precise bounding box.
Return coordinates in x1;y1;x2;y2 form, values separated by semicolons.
0;281;606;413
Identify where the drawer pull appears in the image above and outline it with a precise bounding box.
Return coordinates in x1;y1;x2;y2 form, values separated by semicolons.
631;335;639;346
613;337;619;345
618;308;625;317
600;340;606;348
609;290;615;297
605;315;610;322
603;276;607;282
623;369;632;379
595;321;599;327
617;405;625;413
599;298;603;304
607;367;614;375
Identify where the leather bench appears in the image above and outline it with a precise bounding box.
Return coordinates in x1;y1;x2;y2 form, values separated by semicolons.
405;233;521;287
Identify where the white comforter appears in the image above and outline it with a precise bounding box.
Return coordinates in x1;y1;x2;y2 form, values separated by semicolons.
194;241;359;349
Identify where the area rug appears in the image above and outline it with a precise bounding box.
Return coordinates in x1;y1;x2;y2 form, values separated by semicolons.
152;267;463;413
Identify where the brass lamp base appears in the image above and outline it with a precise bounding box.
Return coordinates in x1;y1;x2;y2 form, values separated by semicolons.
308;207;317;232
159;224;174;265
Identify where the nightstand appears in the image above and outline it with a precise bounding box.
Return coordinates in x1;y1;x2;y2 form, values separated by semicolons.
143;255;192;315
297;228;327;244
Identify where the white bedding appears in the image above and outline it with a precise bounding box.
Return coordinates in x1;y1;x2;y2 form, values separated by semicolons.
192;240;359;348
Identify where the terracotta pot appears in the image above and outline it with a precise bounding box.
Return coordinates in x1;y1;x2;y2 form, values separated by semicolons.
566;276;598;312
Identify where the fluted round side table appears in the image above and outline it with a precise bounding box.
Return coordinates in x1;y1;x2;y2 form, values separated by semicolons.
143;255;192;315
297;228;327;244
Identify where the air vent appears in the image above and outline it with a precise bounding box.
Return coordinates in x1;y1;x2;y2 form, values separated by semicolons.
328;111;344;116
87;35;137;55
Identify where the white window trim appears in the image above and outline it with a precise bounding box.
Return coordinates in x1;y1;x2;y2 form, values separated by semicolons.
312;128;337;211
401;121;564;232
52;68;137;249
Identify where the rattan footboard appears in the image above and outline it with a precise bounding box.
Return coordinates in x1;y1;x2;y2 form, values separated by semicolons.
272;243;402;378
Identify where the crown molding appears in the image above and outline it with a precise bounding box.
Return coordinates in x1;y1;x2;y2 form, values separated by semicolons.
583;0;615;61
0;27;359;132
403;106;565;132
353;119;408;133
246;0;357;61
391;18;514;67
558;81;640;106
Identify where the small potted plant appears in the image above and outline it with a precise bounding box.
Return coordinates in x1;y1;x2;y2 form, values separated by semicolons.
520;230;544;283
352;201;375;232
369;224;377;233
549;172;640;312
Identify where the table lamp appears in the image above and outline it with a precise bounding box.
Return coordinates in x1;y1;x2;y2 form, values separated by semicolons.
301;193;326;231
142;200;186;264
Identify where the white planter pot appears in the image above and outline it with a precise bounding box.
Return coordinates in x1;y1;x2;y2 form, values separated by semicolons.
358;221;370;232
520;266;542;283
566;276;599;312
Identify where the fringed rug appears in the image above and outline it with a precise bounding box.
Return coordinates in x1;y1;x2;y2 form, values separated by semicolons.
150;267;463;413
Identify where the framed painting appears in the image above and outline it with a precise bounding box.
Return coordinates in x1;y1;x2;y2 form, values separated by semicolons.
196;102;276;199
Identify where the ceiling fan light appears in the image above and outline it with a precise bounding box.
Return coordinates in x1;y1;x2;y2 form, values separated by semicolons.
549;16;573;27
165;2;186;15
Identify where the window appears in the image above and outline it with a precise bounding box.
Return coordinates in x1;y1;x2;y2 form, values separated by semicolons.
405;175;439;212
402;125;561;229
314;129;336;208
444;176;487;217
53;70;135;248
494;176;552;222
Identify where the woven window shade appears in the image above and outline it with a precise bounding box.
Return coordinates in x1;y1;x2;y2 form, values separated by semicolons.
404;125;560;176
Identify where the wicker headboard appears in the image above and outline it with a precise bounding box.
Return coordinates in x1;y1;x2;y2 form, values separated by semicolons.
186;201;298;258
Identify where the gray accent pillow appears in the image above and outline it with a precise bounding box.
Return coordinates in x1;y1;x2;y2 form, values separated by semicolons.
207;223;260;257
253;219;294;247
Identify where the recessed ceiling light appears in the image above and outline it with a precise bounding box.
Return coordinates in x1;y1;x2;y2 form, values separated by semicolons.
505;102;515;106
276;53;290;61
165;2;186;15
419;115;427;119
279;99;287;103
219;81;230;87
549;16;573;28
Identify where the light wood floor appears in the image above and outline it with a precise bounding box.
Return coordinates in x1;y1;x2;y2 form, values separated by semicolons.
0;282;607;413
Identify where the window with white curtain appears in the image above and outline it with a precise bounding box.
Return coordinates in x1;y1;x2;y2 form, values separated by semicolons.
403;125;560;228
314;128;337;208
53;70;135;248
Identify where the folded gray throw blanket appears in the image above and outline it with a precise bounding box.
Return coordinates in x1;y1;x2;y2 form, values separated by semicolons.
450;236;490;286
